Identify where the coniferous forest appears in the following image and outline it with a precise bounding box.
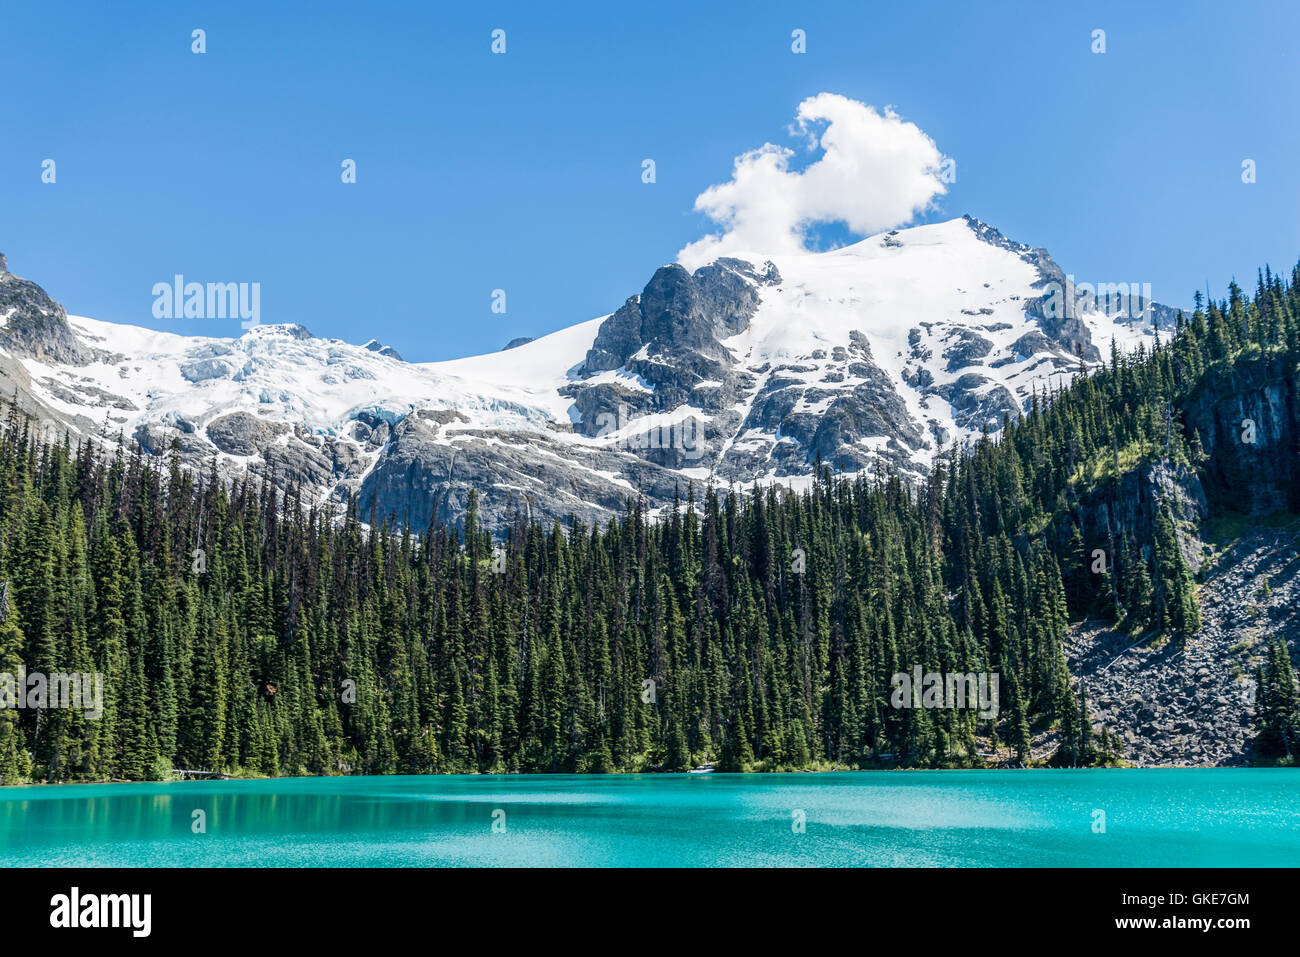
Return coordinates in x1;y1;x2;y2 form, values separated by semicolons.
1;266;1299;783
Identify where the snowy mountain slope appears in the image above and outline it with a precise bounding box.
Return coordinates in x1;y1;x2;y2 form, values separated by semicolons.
0;216;1174;531
556;216;1167;490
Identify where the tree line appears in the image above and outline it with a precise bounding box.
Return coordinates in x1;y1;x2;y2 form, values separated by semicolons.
0;261;1297;782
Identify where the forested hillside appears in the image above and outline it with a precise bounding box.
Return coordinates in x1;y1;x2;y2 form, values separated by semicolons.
1;264;1298;783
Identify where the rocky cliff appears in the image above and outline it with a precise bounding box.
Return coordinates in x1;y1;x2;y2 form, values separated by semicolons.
1063;353;1300;765
1185;354;1300;515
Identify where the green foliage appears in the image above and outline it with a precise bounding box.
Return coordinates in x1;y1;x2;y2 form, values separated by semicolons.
1255;638;1300;764
0;260;1297;780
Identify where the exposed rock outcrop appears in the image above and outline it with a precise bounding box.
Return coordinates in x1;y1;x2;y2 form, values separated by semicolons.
1054;460;1211;575
206;412;290;456
1185;354;1300;515
1068;518;1300;766
0;254;91;365
1061;357;1300;766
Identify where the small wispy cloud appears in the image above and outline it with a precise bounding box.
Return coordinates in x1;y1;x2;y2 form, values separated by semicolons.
678;93;949;268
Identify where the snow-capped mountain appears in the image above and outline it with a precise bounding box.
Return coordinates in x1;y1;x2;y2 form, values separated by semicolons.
0;217;1177;531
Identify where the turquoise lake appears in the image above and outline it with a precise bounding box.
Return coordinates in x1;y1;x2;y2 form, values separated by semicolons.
0;769;1296;866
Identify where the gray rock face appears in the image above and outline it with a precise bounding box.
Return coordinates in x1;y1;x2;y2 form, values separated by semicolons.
728;332;925;477
567;259;780;457
583;297;643;373
363;339;404;361
568;257;938;481
355;413;687;533
942;328;993;371
0;255;91;365
1185;355;1299;515
1069;516;1300;766
134;421;209;457
206;412;289;456
931;375;1020;433
1057;460;1210;575
583;258;780;376
1010;330;1055;358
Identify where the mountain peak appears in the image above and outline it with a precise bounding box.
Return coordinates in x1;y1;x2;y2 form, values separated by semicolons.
0;255;90;365
0;223;1175;533
244;322;313;340
363;339;404;361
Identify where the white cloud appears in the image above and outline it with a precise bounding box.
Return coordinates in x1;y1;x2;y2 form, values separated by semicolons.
677;93;949;268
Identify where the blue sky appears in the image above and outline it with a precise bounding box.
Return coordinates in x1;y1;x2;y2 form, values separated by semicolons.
3;0;1297;361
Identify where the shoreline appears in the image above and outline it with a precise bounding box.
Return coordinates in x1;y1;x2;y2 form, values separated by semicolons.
1;762;1267;788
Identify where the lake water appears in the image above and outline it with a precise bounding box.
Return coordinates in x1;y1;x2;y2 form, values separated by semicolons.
1;769;1295;867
